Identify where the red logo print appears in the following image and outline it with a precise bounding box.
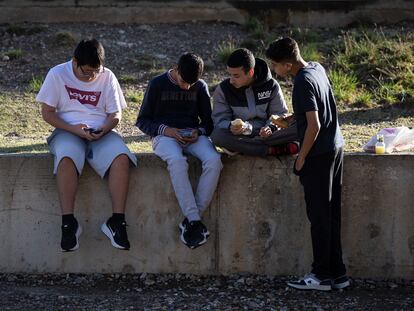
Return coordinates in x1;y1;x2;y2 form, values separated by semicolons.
65;86;101;106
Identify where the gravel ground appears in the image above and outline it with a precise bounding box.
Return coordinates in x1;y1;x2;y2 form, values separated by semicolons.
0;22;245;92
0;273;413;310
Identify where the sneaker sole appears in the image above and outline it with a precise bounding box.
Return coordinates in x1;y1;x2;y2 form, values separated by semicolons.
220;147;240;157
178;222;188;246
287;282;331;291
101;223;129;250
332;280;350;290
61;224;82;252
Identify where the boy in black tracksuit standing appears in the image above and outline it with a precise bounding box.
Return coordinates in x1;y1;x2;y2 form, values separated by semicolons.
266;38;350;291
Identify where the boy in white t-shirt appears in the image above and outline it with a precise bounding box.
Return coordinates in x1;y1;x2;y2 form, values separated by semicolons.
36;39;137;252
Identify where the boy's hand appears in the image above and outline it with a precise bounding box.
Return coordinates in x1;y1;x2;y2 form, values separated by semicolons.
164;127;186;144
89;128;105;140
182;129;199;143
230;124;244;135
71;124;94;141
259;126;272;138
295;154;305;171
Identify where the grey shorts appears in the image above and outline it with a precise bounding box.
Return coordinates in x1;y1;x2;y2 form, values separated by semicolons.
47;129;137;178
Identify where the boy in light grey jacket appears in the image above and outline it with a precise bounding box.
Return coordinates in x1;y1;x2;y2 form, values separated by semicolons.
211;48;298;156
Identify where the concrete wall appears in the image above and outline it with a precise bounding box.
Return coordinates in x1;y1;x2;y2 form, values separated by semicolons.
0;0;413;27
0;153;413;278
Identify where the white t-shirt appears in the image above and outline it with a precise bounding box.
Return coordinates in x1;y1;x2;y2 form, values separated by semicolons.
36;60;127;129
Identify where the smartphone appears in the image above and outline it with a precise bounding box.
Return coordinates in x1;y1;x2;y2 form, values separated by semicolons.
179;129;193;138
85;128;103;135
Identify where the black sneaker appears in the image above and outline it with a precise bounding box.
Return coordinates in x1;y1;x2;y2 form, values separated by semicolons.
61;219;82;252
332;275;350;290
101;218;130;250
179;218;210;249
287;273;332;291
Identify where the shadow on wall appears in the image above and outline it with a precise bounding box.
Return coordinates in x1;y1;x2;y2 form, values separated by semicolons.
0;142;49;154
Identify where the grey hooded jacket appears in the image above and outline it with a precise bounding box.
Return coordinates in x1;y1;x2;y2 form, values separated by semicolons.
212;58;287;134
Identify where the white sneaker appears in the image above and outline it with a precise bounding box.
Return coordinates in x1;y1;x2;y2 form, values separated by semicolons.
332;275;350;289
287;273;332;291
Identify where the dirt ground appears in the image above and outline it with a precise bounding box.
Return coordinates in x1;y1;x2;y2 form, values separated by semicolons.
0;273;413;310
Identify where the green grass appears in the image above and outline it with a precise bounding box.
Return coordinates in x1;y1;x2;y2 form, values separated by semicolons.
333;28;414;106
354;91;373;108
0;93;53;139
118;74;138;84
0;137;48;154
216;41;237;64
6;49;24;59
125;89;143;103
1;25;413;154
132;54;157;70
27;75;44;93
54;31;77;46
244;17;262;33
240;37;261;52
329;69;358;104
0;92;53;154
124;139;153;154
6;24;45;36
300;43;323;62
289;28;322;44
0;89;151;154
142;68;167;81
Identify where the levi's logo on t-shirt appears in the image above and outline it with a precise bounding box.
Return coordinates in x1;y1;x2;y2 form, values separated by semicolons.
65;86;101;106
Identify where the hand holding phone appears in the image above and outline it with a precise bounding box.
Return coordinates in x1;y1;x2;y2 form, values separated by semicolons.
179;128;194;138
84;128;103;135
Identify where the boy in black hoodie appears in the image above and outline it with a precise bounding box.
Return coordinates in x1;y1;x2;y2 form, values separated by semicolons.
211;48;298;156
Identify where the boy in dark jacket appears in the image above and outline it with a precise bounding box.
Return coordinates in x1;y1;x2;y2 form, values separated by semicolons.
266;38;349;291
211;48;298;156
136;53;222;249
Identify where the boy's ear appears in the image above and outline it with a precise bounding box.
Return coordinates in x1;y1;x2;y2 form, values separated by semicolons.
248;68;254;77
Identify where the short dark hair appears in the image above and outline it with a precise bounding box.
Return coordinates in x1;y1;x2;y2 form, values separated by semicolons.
227;48;255;73
177;53;204;84
73;39;105;68
266;37;301;63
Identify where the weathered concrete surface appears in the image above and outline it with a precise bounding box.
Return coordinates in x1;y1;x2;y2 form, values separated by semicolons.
0;1;246;25
0;154;217;274
0;153;413;278
216;156;312;276
341;154;414;279
0;0;413;27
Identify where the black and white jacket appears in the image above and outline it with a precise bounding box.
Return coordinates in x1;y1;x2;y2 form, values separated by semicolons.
212;58;287;133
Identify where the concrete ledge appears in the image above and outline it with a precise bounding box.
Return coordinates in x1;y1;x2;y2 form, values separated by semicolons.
0;0;413;27
0;153;413;278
